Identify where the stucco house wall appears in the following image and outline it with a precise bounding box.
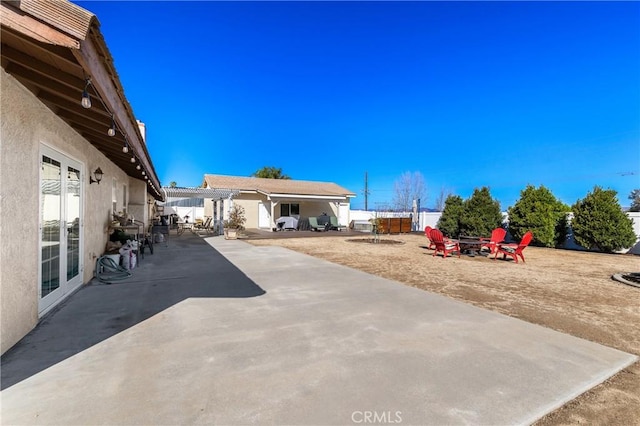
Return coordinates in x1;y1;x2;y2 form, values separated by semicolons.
128;179;152;228
230;193;263;227
0;69;135;353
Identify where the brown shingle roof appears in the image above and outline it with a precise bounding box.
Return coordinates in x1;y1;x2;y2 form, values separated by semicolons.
203;174;355;197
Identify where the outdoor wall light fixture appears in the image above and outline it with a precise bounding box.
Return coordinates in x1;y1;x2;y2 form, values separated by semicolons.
108;116;117;137
81;78;92;109
89;167;103;184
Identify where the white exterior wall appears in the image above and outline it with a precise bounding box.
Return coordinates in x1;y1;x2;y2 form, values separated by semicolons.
0;69;146;354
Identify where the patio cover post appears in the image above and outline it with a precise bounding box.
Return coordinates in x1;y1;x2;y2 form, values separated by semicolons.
270;201;277;231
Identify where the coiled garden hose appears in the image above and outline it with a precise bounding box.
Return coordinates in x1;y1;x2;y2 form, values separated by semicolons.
95;256;132;283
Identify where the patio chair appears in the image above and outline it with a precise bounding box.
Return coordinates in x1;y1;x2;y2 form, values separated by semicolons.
329;216;343;231
479;227;507;255
494;231;533;263
430;228;460;258
193;217;212;234
424;226;436;249
308;217;325;232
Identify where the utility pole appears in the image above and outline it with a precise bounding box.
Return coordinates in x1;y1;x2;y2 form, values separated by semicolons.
363;171;370;211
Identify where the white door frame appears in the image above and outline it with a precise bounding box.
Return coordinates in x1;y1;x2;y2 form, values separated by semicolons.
39;145;84;315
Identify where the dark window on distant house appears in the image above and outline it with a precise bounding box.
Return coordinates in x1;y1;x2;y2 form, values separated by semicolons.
280;203;300;216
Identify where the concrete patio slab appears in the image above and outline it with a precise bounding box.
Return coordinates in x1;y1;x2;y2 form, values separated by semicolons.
1;235;636;425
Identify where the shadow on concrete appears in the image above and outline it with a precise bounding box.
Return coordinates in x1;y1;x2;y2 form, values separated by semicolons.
0;233;264;390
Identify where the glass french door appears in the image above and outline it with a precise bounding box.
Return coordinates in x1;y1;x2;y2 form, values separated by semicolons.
39;146;83;314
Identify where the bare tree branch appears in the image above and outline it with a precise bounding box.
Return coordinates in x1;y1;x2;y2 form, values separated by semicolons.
393;171;426;211
434;186;452;211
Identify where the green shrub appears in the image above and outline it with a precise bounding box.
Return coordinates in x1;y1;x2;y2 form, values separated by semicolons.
459;187;503;237
508;185;570;247
437;195;463;238
571;186;636;252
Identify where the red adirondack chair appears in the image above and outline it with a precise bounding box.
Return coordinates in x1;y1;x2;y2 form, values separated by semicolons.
494;231;533;263
424;226;436;249
480;228;507;255
430;228;460;258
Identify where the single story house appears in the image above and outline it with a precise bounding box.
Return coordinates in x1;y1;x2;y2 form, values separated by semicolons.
1;0;163;354
201;174;356;230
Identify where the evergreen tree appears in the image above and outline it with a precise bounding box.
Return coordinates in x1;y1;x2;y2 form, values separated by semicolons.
459;187;503;237
437;195;464;238
571;186;636;252
508;185;569;247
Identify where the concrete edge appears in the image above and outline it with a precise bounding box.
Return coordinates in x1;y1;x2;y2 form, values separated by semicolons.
522;355;639;425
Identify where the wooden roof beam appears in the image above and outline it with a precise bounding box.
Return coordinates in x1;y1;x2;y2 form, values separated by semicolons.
72;30;160;190
36;90;110;124
1;44;84;91
4;62;112;116
1;26;82;73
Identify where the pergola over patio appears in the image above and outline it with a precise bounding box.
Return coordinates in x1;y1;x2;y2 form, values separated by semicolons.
162;187;240;233
162;187;239;200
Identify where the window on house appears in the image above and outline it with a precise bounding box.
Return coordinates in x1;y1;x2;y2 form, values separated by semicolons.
123;184;128;212
112;178;117;214
280;203;300;216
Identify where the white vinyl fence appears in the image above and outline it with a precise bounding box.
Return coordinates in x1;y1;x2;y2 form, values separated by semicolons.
349;210;640;253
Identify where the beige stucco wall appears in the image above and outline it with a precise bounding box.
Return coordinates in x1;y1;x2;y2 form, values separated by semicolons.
0;69;148;354
128;178;151;229
232;193;263;228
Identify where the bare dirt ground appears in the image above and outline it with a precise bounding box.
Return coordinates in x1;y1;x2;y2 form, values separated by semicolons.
246;233;640;425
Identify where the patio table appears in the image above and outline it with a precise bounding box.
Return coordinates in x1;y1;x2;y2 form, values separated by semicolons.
458;236;486;257
276;216;298;231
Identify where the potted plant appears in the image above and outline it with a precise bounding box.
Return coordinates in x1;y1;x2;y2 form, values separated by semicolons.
223;204;246;240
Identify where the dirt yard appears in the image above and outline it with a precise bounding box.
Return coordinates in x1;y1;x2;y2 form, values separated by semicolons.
246;233;640;425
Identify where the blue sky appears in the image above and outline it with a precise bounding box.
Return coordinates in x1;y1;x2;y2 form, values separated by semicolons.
76;1;639;210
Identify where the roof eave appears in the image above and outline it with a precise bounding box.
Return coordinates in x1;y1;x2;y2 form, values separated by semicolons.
0;0;163;200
